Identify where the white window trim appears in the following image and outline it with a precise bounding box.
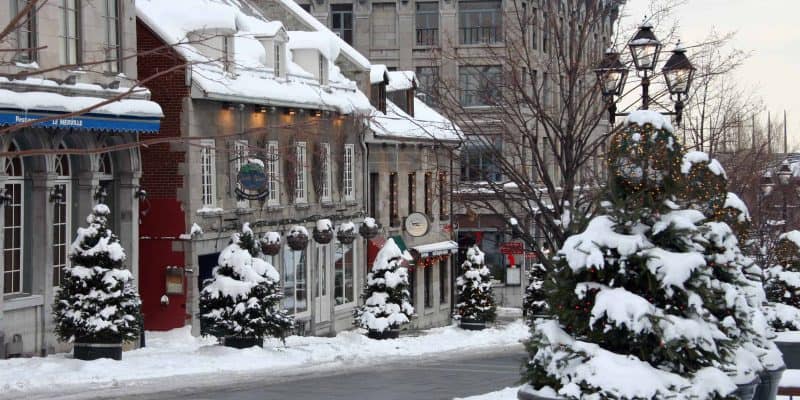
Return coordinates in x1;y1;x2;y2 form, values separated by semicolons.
333;241;357;310
60;0;79;65
274;43;282;78
103;0;121;73
52;179;71;288
321;143;332;202
199;139;217;208
343;144;355;201
283;247;311;318
295;142;308;204
266;140;280;206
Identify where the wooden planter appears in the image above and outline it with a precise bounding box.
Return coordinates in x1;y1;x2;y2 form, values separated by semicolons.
313;228;334;244
359;223;381;239
775;340;800;369
286;234;309;251
337;230;357;245
734;376;761;400
753;366;785;400
73;337;123;361
459;317;486;331
367;328;400;340
224;336;263;349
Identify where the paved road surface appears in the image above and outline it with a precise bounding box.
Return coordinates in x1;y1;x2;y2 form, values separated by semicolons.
115;351;526;400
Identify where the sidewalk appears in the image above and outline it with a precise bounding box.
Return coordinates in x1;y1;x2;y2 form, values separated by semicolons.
0;318;529;400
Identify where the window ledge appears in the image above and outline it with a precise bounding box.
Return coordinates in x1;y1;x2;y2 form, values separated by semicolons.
294;203;311;210
234;207;256;215
3;294;44;311
456;42;505;49
423;308;436;316
439;304;451;312
320;201;335;208
334;303;355;313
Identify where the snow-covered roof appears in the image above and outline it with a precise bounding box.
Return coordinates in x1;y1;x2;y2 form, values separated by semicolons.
0;88;163;118
272;0;371;71
780;230;800;248
136;0;371;114
386;71;416;92
413;240;458;256
287;31;339;61
370;64;389;84
369;98;461;142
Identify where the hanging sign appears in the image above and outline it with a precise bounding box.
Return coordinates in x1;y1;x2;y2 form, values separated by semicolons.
235;160;270;200
404;212;430;237
500;242;524;255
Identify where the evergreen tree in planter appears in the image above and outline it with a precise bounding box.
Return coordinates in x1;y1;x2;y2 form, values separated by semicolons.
353;238;414;339
764;232;800;331
521;111;752;399
199;224;293;348
53;204;141;361
523;262;549;324
454;245;496;330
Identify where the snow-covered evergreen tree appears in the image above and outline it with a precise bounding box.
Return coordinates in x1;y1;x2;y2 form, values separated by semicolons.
199;223;293;344
354;238;414;335
764;231;800;330
523;263;548;324
454;245;496;323
522;111;778;399
53;204;141;344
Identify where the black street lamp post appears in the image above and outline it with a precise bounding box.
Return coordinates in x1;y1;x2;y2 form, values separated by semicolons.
595;22;696;125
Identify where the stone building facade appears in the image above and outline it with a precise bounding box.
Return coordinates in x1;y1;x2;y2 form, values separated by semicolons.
0;0;161;356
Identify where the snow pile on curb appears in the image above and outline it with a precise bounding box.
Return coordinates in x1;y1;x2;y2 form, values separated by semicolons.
0;320;529;398
455;386;521;399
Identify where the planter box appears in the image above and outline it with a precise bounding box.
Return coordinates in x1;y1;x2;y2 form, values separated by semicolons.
224;337;262;349
73;340;123;361
734;376;761;400
776;340;800;369
367;328;400;340
517;384;561;400
753;366;785;400
459;318;486;331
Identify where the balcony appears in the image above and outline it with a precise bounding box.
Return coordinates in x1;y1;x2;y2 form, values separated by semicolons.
459;26;501;45
416;28;439;46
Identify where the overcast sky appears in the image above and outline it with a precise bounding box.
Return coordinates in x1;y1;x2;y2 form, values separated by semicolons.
623;0;799;150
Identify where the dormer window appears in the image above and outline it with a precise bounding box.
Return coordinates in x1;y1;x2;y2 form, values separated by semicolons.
274;43;282;77
222;35;234;72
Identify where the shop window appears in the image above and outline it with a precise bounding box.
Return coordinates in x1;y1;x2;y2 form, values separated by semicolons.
3;143;23;294
283;248;308;314
52;152;71;287
335;243;355;305
439;258;448;303
424;265;433;308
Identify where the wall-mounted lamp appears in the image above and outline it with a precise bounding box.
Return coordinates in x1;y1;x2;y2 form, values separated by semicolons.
222;102;236;110
49;185;65;203
255;105;268;113
284;108;297;116
314;110;323;117
135;187;148;200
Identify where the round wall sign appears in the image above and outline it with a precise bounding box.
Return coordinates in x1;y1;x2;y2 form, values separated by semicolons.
404;212;430;237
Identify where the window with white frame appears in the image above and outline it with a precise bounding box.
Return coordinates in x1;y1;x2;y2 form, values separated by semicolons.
334;242;355;305
4;143;23;294
200;139;217;207
53;153;71;287
295;142;307;203
233;140;248;208
12;0;37;63
283;247;308;314
343;144;354;200
103;0;122;73
266;140;279;205
60;0;80;65
274;43;282;77
321;142;331;202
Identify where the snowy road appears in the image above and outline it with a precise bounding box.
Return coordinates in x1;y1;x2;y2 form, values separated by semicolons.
113;351;526;400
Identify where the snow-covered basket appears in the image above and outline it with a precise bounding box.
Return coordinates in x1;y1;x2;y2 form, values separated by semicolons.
286;225;309;251
312;219;334;244
359;217;381;239
336;221;357;245
260;231;281;256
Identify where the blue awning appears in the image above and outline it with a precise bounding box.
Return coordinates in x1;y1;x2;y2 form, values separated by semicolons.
0;109;161;133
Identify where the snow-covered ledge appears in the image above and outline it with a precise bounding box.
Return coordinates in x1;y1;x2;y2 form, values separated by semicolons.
3;295;44;312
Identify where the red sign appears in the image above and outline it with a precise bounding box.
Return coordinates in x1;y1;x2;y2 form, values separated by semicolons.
500;242;524;255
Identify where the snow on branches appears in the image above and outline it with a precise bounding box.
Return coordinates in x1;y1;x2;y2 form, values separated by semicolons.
454;245;497;323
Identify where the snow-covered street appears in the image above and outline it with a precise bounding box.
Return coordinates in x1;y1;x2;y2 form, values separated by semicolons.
0;320;529;399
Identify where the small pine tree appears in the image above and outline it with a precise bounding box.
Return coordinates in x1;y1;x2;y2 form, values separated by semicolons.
454;245;497;323
199;223;293;343
764;232;800;330
354;238;414;334
53;204;141;344
523;262;548;324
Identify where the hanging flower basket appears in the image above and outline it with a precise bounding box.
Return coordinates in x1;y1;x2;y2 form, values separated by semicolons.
359;217;381;239
260;231;281;256
313;219;334;244
336;222;357;245
287;225;309;251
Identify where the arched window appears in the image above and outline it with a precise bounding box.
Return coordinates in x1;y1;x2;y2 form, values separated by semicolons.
52;148;71;287
4;143;24;294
